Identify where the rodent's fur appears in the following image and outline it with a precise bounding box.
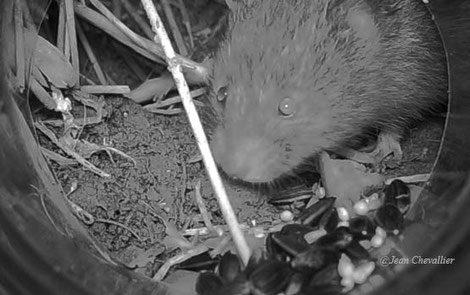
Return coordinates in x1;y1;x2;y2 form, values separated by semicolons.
207;0;447;183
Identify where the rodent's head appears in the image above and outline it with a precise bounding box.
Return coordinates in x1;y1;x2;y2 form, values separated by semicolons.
209;0;380;183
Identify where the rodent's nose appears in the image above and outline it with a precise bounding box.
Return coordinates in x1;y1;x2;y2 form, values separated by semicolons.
211;134;281;183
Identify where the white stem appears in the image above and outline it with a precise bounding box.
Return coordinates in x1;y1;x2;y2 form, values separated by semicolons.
140;0;251;266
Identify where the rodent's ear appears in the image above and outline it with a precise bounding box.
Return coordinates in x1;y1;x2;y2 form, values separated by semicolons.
346;8;378;41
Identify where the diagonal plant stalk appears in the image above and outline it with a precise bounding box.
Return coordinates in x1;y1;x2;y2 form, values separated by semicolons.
139;0;252;267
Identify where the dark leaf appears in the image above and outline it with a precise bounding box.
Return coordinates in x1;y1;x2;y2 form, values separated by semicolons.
270;231;310;256
383;180;411;214
319;207;339;233
349;216;375;240
195;272;223;295
299;197;336;226
179;251;218;272
291;245;339;272
309;263;341;287
250;260;293;295
285;272;308;295
316;227;353;250
344;240;371;263
218;252;241;283
375;204;404;233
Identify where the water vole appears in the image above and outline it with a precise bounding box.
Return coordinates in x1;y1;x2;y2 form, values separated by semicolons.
207;0;447;183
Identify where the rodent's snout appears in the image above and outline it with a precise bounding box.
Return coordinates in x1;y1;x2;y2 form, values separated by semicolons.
210;128;286;183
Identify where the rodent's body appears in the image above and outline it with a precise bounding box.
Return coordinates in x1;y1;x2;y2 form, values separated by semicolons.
208;0;447;183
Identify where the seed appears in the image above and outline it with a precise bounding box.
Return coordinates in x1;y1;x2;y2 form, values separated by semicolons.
338;221;350;228
375;226;387;238
352;261;375;284
341;276;355;292
338;254;355;278
359;240;372;250
337;207;350;221
253;228;265;239
365;193;381;210
280;210;294;222
353;200;369;216
317;186;326;198
370;235;385;248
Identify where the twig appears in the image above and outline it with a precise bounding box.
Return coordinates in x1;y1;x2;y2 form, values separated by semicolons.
76;22;107;85
160;0;188;56
194;181;215;232
14;0;25;91
140;0;251;266
385;173;430;185
67;197;95;225
81;85;130;94
80;73;97;85
181;222;286;237
126;74;175;103
41;146;77;165
74;2;209;82
89;0;166;58
30;78;57;110
66;194;145;242
145;108;183;115
143;87;206;110
30;185;66;236
104;72;118;85
209;235;231;257
176;0;194;49
43;90;105;127
120;0;153;39
95;218;146;242
75;3;162;63
64;0;79;87
35;121;111;177
57;0;66;53
152;243;208;281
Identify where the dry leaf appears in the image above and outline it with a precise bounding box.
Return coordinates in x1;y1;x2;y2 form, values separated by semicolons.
26;30;78;88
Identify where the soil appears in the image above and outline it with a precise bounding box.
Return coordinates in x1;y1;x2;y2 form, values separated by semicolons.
46;96;277;276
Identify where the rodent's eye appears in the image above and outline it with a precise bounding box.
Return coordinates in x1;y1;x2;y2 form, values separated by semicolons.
216;86;228;102
278;97;296;117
